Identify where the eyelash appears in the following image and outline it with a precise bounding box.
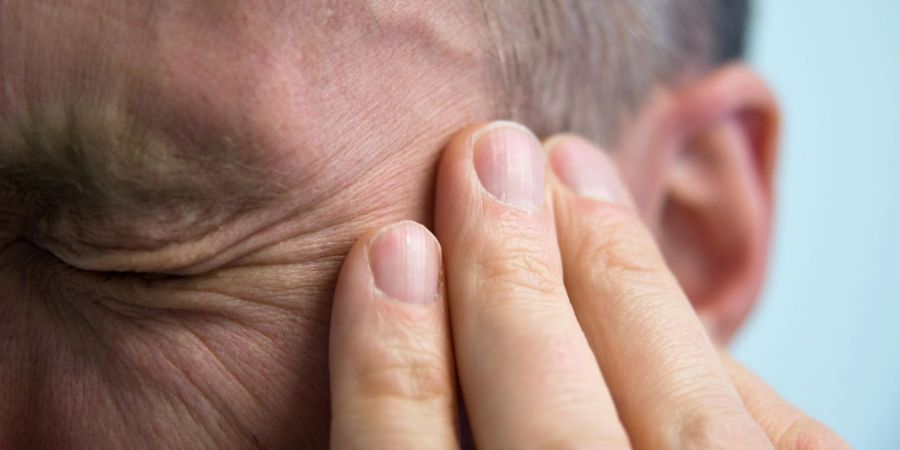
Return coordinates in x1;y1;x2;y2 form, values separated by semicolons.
12;238;174;319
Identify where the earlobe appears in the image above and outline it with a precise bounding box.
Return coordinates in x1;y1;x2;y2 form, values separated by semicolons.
623;64;780;344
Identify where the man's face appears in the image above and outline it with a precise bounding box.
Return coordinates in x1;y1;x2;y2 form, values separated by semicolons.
1;1;498;447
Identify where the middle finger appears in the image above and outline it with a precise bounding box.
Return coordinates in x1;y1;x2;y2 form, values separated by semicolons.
435;122;627;449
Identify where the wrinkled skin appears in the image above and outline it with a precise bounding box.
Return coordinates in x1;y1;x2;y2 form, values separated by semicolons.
0;1;498;448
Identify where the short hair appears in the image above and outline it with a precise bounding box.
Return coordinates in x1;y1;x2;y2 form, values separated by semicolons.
481;0;749;144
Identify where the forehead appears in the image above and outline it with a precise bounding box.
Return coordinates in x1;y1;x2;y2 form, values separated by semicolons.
0;1;494;267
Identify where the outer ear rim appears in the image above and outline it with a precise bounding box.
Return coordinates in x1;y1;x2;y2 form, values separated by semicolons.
618;63;782;344
615;64;781;220
663;64;781;200
676;64;781;343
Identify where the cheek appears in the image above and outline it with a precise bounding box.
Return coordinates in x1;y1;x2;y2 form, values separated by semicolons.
0;242;332;448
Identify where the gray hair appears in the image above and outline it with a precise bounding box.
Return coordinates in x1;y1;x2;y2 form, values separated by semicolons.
481;0;749;144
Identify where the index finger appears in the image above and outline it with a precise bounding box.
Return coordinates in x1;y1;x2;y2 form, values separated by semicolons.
329;222;458;450
546;136;771;449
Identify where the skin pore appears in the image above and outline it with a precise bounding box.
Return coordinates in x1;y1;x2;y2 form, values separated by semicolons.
0;1;501;448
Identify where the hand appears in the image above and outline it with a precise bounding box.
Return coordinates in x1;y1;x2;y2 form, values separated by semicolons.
328;122;848;449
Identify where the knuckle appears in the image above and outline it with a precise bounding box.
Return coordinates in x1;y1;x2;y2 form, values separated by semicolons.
676;411;767;449
475;241;564;299
540;435;623;450
777;417;850;450
353;342;452;403
560;201;697;338
575;205;664;276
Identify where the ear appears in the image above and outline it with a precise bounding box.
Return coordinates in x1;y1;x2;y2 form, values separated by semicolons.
615;64;780;344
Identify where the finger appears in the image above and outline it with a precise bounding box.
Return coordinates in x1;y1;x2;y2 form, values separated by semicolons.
435;121;629;449
721;353;851;450
329;221;457;450
547;135;771;449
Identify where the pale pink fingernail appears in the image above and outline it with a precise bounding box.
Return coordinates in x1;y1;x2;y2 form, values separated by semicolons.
473;122;546;211
369;222;441;304
549;137;625;203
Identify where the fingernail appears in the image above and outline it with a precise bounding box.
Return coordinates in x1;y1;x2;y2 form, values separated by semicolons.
473;122;545;211
549;137;625;203
369;222;441;304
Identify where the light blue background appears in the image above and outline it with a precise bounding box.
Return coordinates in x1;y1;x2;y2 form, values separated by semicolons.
733;1;900;448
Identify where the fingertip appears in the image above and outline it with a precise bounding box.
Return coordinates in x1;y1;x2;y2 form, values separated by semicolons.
544;135;629;206
471;122;546;211
331;226;378;319
367;221;442;305
437;121;547;217
434;123;489;236
332;221;444;326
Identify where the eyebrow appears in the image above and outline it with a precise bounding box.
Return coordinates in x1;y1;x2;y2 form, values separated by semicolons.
0;100;284;249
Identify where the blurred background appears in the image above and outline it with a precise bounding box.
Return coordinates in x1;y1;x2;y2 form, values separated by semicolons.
733;1;900;448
